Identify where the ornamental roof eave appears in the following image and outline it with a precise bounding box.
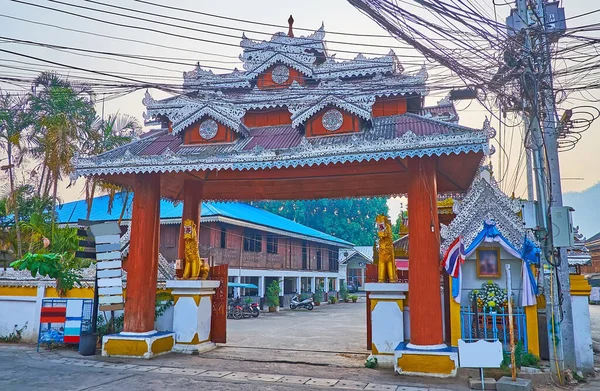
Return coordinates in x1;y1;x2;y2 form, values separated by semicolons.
440;169;536;255
72;116;490;179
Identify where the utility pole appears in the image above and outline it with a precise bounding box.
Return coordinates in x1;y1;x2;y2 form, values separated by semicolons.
511;0;576;378
534;0;577;372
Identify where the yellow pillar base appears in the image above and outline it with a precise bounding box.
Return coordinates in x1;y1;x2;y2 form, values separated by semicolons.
394;343;459;377
102;331;175;359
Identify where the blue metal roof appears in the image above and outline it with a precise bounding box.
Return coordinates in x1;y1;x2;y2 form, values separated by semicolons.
56;193;352;247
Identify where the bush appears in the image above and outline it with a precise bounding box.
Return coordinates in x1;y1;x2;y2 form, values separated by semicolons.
314;289;324;303
501;341;540;368
329;296;337;304
349;294;359;302
266;280;281;308
365;356;378;368
340;281;349;301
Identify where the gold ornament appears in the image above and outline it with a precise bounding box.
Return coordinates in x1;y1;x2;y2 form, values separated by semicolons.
376;214;397;283
181;219;209;280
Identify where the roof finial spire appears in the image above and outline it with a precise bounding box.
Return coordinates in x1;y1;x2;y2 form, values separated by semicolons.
288;15;294;38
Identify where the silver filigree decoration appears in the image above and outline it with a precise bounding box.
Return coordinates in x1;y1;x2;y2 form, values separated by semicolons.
271;65;290;84
199;119;218;140
322;109;344;131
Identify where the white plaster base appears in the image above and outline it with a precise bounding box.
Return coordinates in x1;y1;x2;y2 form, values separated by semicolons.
366;283;407;356
166;280;220;352
173;341;216;354
571;295;594;374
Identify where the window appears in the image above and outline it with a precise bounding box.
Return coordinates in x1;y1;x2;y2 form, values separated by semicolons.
329;249;338;272
220;227;227;249
302;241;308;270
316;250;322;270
267;236;278;254
243;231;262;252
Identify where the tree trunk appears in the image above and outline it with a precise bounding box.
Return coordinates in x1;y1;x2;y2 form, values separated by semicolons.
36;163;46;197
7;143;22;258
50;169;59;228
43;168;53;199
86;181;96;220
117;191;130;225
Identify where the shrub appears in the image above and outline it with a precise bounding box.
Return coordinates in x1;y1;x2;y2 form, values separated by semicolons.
501;341;540;368
266;280;281;308
329;296;337;304
365;356;378;368
340;281;349;301
314;289;324;303
349;294;359;302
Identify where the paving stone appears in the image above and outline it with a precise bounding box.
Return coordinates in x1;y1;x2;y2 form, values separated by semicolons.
199;370;232;378
334;379;368;389
277;375;311;385
305;378;339;387
93;362;121;368
395;387;428;391
167;368;207;376
128;365;159;372
151;367;180;374
247;373;284;382
222;372;254;380
69;361;97;367
364;384;398;391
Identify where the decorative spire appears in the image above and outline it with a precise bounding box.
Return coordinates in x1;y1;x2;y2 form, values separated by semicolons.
288;15;294;37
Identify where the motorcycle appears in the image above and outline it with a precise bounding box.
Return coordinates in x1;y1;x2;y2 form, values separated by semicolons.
290;294;314;310
243;302;260;318
228;298;260;319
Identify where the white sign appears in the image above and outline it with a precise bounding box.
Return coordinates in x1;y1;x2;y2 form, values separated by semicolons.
458;339;503;368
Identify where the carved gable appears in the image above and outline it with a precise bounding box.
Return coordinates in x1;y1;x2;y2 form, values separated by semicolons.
305;106;361;137
183;117;237;145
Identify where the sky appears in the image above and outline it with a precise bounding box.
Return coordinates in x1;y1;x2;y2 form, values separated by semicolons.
0;0;598;224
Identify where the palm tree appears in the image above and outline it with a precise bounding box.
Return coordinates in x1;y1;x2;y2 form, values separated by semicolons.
0;90;32;257
28;72;96;226
84;113;140;219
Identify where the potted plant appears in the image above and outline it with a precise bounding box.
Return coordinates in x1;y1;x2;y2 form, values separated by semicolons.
314;289;323;306
340;281;349;303
329;296;337;304
266;280;281;312
350;294;358;303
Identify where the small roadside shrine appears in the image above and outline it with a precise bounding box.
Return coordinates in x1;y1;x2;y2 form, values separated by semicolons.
73;18;492;376
440;169;541;356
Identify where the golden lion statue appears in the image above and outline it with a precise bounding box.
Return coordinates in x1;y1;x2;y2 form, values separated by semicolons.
181;219;209;280
376;214;397;283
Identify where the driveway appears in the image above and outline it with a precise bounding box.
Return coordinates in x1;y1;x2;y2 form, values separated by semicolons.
227;301;367;352
204;300;369;367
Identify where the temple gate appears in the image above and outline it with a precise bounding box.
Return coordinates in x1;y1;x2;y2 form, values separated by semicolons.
74;18;492;376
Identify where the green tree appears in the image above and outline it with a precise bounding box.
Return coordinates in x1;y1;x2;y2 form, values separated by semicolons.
251;198;389;245
28;72;96;226
0;91;32;257
84;113;139;219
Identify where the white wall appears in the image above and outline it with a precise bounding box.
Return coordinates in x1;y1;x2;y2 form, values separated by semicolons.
0;296;39;343
571;296;594;374
0;286;176;344
460;244;525;306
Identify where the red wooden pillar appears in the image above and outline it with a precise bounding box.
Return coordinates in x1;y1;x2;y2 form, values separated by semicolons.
123;173;161;333
177;180;204;277
407;157;444;347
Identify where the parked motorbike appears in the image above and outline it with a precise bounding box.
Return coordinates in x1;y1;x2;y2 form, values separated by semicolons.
228;298;260;319
290;294;314;310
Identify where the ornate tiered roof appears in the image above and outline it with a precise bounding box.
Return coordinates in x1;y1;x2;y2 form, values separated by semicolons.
73;24;491;200
440;168;535;254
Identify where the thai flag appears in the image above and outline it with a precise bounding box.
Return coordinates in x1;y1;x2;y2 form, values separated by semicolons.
443;236;464;278
443;236;464;304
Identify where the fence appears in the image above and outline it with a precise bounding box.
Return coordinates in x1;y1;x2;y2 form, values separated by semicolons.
460;306;528;352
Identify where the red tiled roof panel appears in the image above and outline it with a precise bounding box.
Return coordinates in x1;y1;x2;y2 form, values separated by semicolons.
139;134;183;155
242;126;302;150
